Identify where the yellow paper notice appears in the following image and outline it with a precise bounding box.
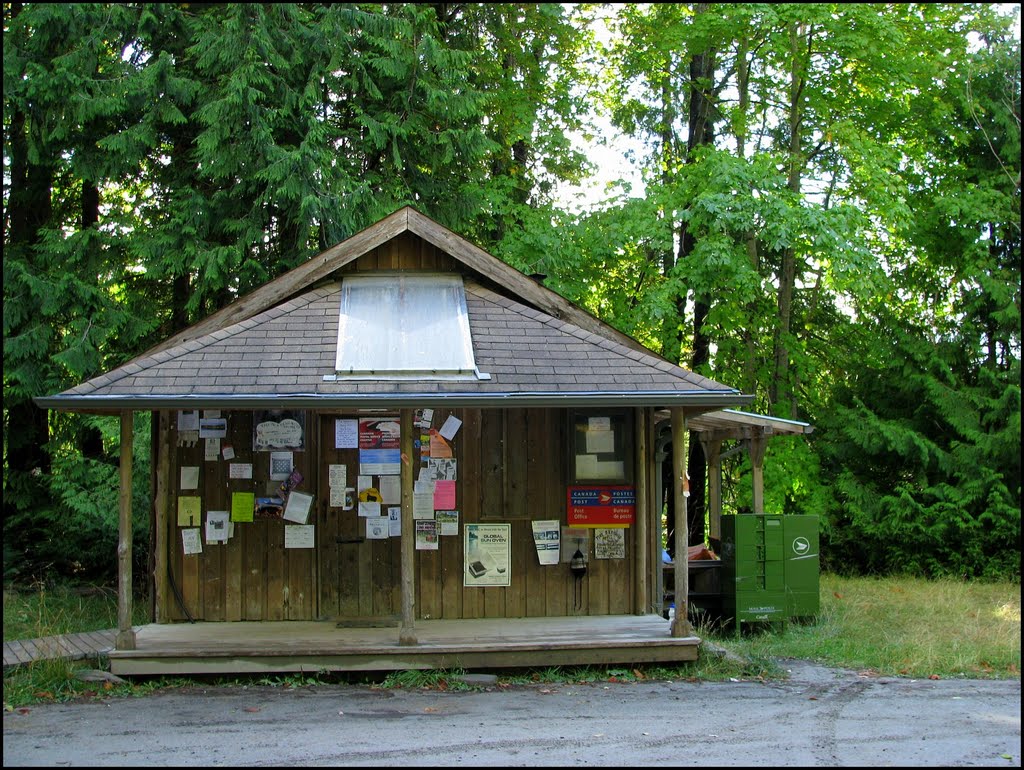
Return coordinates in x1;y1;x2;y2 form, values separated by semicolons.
177;496;201;527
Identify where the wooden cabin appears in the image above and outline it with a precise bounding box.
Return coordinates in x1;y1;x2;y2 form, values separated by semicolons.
36;207;787;676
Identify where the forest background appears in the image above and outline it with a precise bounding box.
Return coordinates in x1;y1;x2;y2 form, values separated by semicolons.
3;3;1020;586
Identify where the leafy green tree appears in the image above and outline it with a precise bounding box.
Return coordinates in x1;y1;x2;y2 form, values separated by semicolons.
818;16;1020;579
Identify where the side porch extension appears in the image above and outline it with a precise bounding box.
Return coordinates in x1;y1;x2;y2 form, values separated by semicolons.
107;615;698;676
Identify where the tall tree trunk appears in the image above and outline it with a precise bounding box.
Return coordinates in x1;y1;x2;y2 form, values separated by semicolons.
684;4;716;545
770;21;809;417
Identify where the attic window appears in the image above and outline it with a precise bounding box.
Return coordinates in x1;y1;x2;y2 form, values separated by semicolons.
334;274;485;380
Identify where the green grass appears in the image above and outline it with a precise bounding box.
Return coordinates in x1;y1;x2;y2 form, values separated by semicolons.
3;574;1019;709
714;573;1022;680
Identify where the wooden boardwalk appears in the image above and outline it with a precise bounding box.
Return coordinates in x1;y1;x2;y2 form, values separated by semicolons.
3;628;116;669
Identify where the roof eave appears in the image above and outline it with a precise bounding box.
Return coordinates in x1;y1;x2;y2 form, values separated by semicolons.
34;391;753;413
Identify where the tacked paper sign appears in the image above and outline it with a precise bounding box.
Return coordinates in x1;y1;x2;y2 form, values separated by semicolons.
429;430;452;458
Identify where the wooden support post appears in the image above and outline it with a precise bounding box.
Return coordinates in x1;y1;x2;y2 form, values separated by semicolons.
153;411;170;623
398;408;417;645
117;410;136;650
634;407;648;615
749;430;768;514
670;407;692;637
700;436;723;544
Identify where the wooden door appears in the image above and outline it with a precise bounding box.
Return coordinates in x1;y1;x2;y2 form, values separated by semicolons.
317;415;401;620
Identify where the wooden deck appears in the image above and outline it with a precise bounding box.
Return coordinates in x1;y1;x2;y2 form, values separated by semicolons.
3;629;116;669
108;614;700;676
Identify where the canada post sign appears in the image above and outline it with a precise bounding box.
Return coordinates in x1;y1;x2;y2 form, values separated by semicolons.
567;486;636;528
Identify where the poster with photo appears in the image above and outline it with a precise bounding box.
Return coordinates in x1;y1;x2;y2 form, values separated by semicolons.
359;416;401;474
435;510;459;536
464;523;510;586
415;519;439;550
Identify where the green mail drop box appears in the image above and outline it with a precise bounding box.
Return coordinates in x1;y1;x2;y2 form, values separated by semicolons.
720;514;819;632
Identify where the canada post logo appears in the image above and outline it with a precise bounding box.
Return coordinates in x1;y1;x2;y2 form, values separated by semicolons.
567;486;636;527
792;536;810;555
569;488;636;506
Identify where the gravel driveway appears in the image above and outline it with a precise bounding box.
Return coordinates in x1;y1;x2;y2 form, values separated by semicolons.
3;659;1020;767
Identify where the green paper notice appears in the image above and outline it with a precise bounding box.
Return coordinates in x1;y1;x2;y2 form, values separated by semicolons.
231;491;255;523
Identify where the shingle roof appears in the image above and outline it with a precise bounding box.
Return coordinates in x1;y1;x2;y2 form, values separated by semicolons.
42;278;745;410
37;208;751;412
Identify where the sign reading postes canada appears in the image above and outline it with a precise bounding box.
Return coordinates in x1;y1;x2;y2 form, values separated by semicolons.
567;486;636;528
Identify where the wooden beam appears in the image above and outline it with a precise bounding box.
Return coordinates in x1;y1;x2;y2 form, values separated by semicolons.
670;408;692;637
700;436;723;543
117;410;136;650
153;411;171;623
399;408;417;645
749;430;768;514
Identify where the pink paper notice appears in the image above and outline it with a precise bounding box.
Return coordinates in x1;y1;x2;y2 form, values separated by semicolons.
433;480;456;509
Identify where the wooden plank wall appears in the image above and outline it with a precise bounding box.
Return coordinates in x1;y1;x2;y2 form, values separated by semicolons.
158;233;646;622
164;411;316;622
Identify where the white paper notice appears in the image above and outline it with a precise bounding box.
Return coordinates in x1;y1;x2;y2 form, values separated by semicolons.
180;466;200;490
328;464;347;489
182;528;202;555
330;486;347;508
417;408;434;428
358;501;381;518
439;415;462;440
222;443;235;460
378;475;401;504
206;511;230;543
269;451;293;480
204;438;220;461
177;410;200;431
284;525;315;549
335;418;358;449
388;506;402;537
229;463;252;480
532;519;561;565
413;480;434;519
283;491;314;524
366;516;389;539
585;428;615;454
594;528;626;559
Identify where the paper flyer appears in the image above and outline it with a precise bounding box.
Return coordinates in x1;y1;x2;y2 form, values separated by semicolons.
284;525;315;549
435;510;459;536
283;491;314;524
532;520;561;565
181;528;202;555
464;523;510;586
594;527;626;559
231;491;255;523
177;496;201;527
415;519;439;550
206;510;230;543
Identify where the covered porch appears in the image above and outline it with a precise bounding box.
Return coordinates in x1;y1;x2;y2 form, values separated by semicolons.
108;614;697;676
